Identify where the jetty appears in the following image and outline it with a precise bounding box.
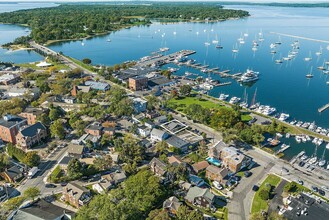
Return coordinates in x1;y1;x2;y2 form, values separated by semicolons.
270;32;329;44
318;103;329;113
276;144;291;155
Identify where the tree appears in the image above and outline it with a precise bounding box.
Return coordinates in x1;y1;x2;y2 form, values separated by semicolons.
249;212;266;220
210;108;241;129
50;119;65;139
155;141;168;155
94;155;113;171
147;209;171;220
23;187;40;201
49;107;62;121
23;151;40;167
176;205;203;220
170;90;178;99
0;153;9;171
268;212;287;220
3;196;25;211
258;189;270;201
198;140;208;156
82;58;92;64
283;182;298;193
67;158;83;179
179;85;192;96
146;95;159;110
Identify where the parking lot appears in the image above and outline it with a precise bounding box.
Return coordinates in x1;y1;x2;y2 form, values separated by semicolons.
283;193;329;220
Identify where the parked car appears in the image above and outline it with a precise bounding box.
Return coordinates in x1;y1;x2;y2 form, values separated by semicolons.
318;189;325;196
244;171;252;177
252;185;259;191
311;186;318;192
45;183;57;188
297;179;304;185
212;181;223;190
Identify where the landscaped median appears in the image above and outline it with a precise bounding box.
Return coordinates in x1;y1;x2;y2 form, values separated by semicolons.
251;174;282;214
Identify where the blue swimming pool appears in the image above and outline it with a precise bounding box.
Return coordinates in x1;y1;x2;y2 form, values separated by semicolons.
206;157;221;166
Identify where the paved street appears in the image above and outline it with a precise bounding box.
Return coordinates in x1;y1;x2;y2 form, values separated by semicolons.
17;145;68;196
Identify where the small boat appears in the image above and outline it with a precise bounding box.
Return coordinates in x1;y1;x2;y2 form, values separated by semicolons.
301;155;308;161
229;97;240;104
81;42;85;46
286;133;291;138
106;38;111;42
309;157;318;164
290;120;297;125
315;46;323;56
219;93;229;101
276;133;283;138
278;113;290;121
306;66;314;78
185;71;192;76
216;44;223;49
304;51;312;61
275;58;283;64
204;42;211;46
319;160;326;167
295;136;302;143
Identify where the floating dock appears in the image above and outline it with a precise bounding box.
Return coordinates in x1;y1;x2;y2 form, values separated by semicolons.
276;144;291;155
318;103;329;113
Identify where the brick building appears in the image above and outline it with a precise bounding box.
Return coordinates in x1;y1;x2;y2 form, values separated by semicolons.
128;76;148;91
19;107;48;125
0;115;27;144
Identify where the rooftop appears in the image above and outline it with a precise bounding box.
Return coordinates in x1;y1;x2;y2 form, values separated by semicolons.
85;81;110;91
19;122;46;137
0;73;19;82
12;199;75;220
192;161;209;172
148;76;173;87
165;135;189;149
185;186;215;203
0;115;26;128
67;144;84;156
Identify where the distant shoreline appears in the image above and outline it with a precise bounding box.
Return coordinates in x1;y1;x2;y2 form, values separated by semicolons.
221;2;329;8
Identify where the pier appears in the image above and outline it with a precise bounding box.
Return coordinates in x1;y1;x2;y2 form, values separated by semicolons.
318;103;329;113
276;144;291;155
270;32;329;44
137;50;196;67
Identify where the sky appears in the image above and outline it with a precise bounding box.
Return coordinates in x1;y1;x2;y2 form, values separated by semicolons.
0;0;328;3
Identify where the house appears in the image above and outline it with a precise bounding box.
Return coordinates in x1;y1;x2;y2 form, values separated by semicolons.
132;97;148;113
167;155;183;166
219;146;252;173
129;76;148;91
132;113;145;124
137;126;151;137
62;181;91;208
149;157;167;177
11;199;75;220
85;80;110;91
146;111;160;119
67;144;84;158
93;171;127;194
165;135;190;152
150;128;169;142
75;133;100;148
103;127;115;136
208;141;228;159
144;120;155;129
71;85;90;96
62;96;76;104
0;185;20;202
206;165;230;184
163;196;182;216
185;186;215;209
85;122;103;136
178;180;192;191
154;115;168;124
0;114;27;144
0;73;20;85
0;165;24;183
19;107;48;125
16;122;47;150
7;87;40;99
192;161;209;174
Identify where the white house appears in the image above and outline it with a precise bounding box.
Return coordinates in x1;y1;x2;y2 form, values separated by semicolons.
138;126;151;137
150;128;169;142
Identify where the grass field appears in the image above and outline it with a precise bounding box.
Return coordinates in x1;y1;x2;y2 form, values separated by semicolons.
251;174;281;214
169;96;225;111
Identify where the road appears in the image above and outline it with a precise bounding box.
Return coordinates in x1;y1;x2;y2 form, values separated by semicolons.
17;145;68;196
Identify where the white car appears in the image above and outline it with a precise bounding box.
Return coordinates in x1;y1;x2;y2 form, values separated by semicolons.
212;181;223;190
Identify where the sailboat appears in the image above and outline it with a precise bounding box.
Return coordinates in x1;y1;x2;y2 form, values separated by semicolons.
249;88;260;109
258;30;264;41
304;51;312;61
309;145;318;164
318;60;326;70
212;34;219;44
275;54;283;64
240;88;248;108
106;38;111;42
275;36;282;45
216;38;223;49
306;66;314;78
315;46;323;56
232;43;239;53
318;144;328;167
204;33;210;46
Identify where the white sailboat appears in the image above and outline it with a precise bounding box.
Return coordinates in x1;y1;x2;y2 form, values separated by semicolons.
212;34;219;44
306;66;314;78
249;88;260;109
232;43;239;53
315;46;323;56
304;51;312;61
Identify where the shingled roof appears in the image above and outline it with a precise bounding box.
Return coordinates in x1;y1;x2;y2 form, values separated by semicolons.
19;122;46;137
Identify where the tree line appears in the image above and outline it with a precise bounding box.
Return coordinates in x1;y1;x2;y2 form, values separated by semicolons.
0;4;249;44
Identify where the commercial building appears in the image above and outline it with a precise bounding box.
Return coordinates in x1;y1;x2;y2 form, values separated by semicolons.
128;76;148;91
16;122;47;150
0;115;27;144
19;107;48;125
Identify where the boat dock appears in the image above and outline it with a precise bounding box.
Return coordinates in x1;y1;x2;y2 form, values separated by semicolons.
216;82;232;87
137;50;196;67
318;103;329;113
276;144;291;155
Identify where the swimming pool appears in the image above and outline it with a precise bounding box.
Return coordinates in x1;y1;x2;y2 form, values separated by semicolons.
206;157;221;166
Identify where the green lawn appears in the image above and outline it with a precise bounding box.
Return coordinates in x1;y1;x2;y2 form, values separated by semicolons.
241;114;252;122
251;174;281;214
169;96;224;111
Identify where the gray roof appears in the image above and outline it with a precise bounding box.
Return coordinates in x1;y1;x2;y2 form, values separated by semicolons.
12;199;74;220
22;107;46;116
20;122;46;137
85;81;110;91
165;135;189;149
148;76;173;87
185;186;215;203
151;128;168;138
5;165;23;180
0;115;26;128
65;181;89;200
86;122;103;131
163;196;182;211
